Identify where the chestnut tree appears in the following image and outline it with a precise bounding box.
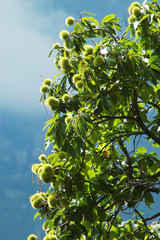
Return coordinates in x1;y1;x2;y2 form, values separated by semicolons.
28;1;160;239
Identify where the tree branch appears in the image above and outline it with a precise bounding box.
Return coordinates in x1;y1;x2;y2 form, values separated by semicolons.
118;140;133;178
93;28;118;42
97;115;135;121
96;131;145;154
145;212;160;222
106;202;124;239
135;209;148;229
147;100;160;111
132;91;160;145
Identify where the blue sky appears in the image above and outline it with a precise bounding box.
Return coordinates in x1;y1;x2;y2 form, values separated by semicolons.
0;0;135;116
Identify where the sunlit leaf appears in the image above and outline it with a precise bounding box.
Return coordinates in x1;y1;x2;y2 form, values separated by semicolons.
101;14;116;24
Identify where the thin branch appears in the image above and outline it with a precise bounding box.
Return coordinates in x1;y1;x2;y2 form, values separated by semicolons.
132;166;146;175
93;28;118;42
120;30;126;40
72;27;118;42
118;140;133;178
56;221;68;235
106;203;124;239
77;146;86;173
97;131;144;150
132;91;160;145
129;134;138;155
145;212;160;222
97;195;108;205
148;101;160;111
96;115;135;121
135;209;148;229
139;97;160;111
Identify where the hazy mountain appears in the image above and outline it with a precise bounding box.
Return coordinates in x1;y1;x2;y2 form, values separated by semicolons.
0;110;47;239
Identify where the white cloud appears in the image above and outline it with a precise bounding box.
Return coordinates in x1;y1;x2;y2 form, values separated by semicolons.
4;188;25;199
0;0;68;115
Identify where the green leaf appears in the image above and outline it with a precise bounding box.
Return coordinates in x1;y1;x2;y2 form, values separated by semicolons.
144;191;154;209
52;72;63;81
77;116;88;138
33;211;40;220
103;23;116;35
139;14;150;23
43;119;54;131
81;11;96;16
74;174;84;191
82;16;99;25
87;170;96;178
148;55;159;65
39;94;44;103
141;86;151;103
150;64;160;72
80;112;93;124
152;142;160;147
48;49;54;58
125;25;130;35
101;14;116;24
83;205;94;223
73;136;85;154
137;147;147;154
130;23;135;38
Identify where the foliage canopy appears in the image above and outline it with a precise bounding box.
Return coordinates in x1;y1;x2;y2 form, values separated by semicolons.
28;1;160;239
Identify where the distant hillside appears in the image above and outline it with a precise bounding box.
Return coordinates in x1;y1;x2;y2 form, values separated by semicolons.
0;110;47;239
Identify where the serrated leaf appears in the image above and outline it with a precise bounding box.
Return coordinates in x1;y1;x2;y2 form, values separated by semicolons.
82;16;99;25
101;14;116;24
